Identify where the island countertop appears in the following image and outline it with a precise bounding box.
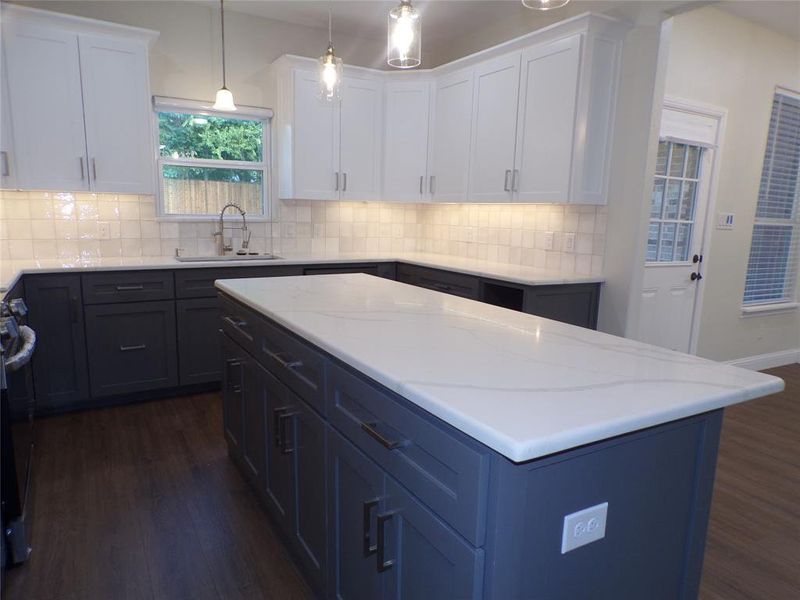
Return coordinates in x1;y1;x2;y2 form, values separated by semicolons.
215;273;784;462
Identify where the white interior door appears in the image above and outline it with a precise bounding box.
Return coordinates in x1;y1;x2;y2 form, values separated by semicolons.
2;21;89;191
429;67;474;202
514;34;581;203
636;104;721;353
79;34;153;194
468;51;521;202
340;76;383;201
383;81;431;202
291;69;338;201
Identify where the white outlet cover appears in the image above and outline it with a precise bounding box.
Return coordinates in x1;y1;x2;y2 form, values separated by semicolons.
543;231;554;251
564;232;576;253
98;222;110;240
561;501;608;554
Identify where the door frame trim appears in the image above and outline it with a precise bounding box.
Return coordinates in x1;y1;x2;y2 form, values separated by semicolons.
661;96;727;354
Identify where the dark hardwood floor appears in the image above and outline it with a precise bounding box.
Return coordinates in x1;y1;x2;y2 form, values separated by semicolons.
699;364;800;600
4;365;798;599
3;392;310;600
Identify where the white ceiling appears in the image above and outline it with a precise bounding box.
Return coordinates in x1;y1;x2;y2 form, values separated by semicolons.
717;0;800;41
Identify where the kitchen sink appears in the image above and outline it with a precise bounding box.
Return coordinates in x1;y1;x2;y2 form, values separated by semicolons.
175;254;282;262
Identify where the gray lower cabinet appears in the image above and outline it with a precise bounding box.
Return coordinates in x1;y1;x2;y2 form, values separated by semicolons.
221;335;245;450
177;298;222;385
24;274;90;411
84;300;178;397
524;283;600;329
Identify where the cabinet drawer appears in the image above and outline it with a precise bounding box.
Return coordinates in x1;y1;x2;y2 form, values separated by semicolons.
82;270;174;304
327;362;490;546
176;266;303;299
302;262;396;280
396;264;479;299
257;318;326;414
219;295;259;356
85;300;178;397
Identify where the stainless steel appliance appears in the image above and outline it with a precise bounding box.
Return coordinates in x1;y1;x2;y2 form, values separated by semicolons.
1;298;37;567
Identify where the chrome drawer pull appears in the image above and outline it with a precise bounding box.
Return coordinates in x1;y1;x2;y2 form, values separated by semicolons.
362;498;380;557
119;344;147;352
223;316;247;328
273;351;303;370
115;284;145;291
377;511;396;572
361;421;404;450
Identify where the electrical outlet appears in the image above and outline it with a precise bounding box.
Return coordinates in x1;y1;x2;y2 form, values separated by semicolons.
561;502;608;554
564;232;576;253
543;231;554;251
98;222;110;240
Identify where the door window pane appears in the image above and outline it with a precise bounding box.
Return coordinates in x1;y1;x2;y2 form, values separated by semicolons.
685;146;700;179
651;179;665;218
664;181;681;219
679;181;697;221
676;223;693;262
659;223;676;261
647;223;661;262
669;144;687;177
655;141;669;176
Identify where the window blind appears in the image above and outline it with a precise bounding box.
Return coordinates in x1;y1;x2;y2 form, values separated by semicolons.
743;91;800;305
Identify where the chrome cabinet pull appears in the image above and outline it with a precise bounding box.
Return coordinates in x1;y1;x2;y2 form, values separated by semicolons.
1;151;9;177
343;172;347;191
419;175;424;195
119;344;147;352
115;284;144;291
362;499;380;557
335;171;339;191
79;157;85;180
92;158;97;180
272;351;303;370
429;175;436;195
512;169;519;192
360;421;404;450
504;169;511;192
376;512;396;572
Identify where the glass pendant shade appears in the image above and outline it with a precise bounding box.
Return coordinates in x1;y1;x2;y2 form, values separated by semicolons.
388;1;421;69
213;86;237;111
319;44;343;102
521;0;570;10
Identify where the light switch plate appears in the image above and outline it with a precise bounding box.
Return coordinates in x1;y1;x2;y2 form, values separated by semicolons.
717;212;735;230
561;502;608;554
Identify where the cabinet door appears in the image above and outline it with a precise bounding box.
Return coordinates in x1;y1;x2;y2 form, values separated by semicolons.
468;52;521;203
292;401;328;591
241;357;267;488
328;430;385;600
291;69;338;200
383;480;484;600
177;298;222;385
25;275;90;412
382;81;431;202
0;56;15;189
429;67;474;202
514;35;581;203
79;35;154;194
263;368;297;530
340;77;383;201
84;300;178;397
221;334;245;450
2;22;88;191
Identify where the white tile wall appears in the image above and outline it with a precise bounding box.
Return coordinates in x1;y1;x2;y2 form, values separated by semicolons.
0;191;605;275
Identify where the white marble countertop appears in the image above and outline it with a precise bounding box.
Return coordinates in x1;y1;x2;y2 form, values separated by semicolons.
0;251;603;293
216;274;784;463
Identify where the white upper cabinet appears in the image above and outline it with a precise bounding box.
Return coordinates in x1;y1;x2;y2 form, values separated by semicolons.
382;80;431;203
2;22;89;191
287;69;339;201
429;67;474;202
0;6;158;193
468;52;522;203
79;35;153;194
0;54;16;189
514;35;581;203
340;77;383;201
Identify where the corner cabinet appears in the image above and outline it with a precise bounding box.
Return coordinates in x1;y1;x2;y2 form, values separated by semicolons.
0;5;157;193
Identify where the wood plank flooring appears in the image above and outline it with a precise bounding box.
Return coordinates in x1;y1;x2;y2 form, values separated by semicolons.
4;365;798;599
3;393;310;600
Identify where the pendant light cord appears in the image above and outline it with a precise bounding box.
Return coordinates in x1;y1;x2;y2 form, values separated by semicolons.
328;5;332;46
220;0;227;87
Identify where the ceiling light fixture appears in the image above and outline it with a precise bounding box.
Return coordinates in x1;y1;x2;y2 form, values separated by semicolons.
213;0;237;111
521;0;570;10
388;0;421;69
319;6;343;102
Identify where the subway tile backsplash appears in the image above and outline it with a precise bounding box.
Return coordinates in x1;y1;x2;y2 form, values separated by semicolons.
0;191;604;275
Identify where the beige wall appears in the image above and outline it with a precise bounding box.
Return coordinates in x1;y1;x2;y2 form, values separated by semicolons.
664;6;800;361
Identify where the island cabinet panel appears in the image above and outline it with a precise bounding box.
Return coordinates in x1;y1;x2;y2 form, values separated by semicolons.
396;264;480;300
221;335;245;450
177;298;222;385
302;262;396;280
523;282;600;329
241;357;267;489
24;274;90;411
84;300;178;397
327;361;490;547
262;366;297;533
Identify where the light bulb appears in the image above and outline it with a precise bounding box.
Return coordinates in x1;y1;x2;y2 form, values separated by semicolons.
318;45;343;102
213;87;237;111
388;1;420;69
392;5;415;60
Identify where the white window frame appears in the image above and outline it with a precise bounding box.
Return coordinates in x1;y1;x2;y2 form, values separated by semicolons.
742;87;800;312
152;96;273;221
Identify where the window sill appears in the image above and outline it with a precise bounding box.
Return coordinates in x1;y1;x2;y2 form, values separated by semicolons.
741;302;799;317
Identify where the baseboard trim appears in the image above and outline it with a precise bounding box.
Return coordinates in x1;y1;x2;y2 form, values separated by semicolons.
726;349;800;371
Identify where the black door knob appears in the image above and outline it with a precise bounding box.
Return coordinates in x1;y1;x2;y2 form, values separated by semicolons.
690;272;703;281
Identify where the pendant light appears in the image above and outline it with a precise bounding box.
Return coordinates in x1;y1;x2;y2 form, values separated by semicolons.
319;6;343;102
521;0;570;10
213;0;237;111
387;1;421;69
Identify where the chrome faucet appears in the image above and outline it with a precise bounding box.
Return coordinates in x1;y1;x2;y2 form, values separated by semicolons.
213;203;251;256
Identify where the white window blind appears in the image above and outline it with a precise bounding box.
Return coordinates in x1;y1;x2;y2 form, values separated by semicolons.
743;91;800;305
